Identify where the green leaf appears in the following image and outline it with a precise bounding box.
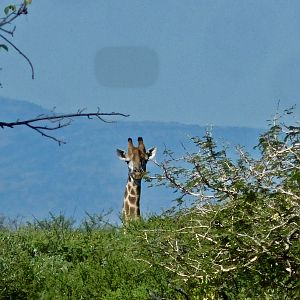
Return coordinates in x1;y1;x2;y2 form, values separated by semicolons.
0;44;9;51
24;0;32;5
4;5;16;15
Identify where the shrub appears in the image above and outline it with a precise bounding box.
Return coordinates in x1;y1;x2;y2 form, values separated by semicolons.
140;108;300;298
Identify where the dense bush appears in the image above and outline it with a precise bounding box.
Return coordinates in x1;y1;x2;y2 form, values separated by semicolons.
0;214;176;299
139;108;300;299
0;109;299;299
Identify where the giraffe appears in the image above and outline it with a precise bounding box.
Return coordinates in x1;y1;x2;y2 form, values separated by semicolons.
116;137;157;221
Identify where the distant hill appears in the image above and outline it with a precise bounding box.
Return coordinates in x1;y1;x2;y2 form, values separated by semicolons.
0;97;262;223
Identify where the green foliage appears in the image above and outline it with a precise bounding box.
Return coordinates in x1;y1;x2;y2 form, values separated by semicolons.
4;5;16;15
139;108;300;299
0;214;176;299
0;44;8;51
0;109;299;299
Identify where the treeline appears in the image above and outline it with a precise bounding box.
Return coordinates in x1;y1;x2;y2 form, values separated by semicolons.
0;109;299;299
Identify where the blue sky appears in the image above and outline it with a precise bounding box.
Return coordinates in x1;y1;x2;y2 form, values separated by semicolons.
1;0;300;128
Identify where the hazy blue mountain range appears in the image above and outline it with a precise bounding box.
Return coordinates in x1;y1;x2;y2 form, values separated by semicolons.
0;97;263;223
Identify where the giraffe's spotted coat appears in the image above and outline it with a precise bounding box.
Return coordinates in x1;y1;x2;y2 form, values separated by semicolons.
116;137;156;221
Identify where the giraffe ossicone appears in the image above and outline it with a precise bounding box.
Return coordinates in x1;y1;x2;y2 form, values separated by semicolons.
116;137;157;221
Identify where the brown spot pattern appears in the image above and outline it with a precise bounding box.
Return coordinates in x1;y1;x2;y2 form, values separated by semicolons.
129;195;136;204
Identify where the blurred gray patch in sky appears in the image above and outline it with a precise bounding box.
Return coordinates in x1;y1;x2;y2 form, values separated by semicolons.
95;46;159;88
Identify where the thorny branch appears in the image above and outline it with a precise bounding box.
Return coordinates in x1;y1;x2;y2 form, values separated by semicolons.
142;110;300;283
154;121;300;204
0;108;129;145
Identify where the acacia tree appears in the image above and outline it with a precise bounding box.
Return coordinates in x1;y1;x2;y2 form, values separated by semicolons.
1;1;128;144
139;108;300;299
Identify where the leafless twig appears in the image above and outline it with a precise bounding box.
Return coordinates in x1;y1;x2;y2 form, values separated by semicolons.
0;109;129;145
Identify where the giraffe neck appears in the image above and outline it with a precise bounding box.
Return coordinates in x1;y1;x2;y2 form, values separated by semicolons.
123;175;141;220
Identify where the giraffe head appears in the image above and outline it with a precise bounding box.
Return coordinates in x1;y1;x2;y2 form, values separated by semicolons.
116;137;157;180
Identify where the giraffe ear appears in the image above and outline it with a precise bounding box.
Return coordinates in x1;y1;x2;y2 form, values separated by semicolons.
116;149;128;161
147;147;157;160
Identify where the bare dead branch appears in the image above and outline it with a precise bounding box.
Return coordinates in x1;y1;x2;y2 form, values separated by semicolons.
0;109;129;145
